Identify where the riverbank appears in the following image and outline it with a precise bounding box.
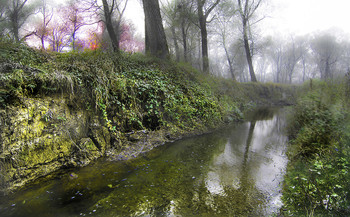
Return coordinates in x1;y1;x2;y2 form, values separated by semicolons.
0;107;289;217
281;78;350;216
0;39;296;194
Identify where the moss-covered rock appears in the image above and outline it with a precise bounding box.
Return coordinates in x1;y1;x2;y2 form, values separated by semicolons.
89;126;111;153
0;96;110;194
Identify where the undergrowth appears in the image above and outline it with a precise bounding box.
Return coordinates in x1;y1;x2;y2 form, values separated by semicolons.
281;78;350;216
0;39;242;136
0;38;297;136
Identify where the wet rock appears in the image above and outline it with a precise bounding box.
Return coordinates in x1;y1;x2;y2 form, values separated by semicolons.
89;126;111;153
0;96;107;194
0;96;186;194
108;130;169;161
68;137;102;167
125;130;148;142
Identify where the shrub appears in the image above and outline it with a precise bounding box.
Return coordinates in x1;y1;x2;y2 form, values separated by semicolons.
289;92;338;156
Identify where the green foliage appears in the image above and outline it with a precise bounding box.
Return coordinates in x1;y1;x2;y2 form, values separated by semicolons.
282;152;350;216
0;39;294;147
282;79;350;216
51;50;241;133
288;80;346;157
0;40;236;136
0;38;48;67
289;93;338;156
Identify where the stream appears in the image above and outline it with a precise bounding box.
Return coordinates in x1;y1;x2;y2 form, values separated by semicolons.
0;107;289;217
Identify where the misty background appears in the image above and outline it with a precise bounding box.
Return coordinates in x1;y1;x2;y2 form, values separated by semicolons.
1;0;350;83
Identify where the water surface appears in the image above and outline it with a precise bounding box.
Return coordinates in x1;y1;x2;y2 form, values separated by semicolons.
0;107;289;216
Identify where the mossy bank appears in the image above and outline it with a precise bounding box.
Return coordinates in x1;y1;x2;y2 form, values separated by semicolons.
0;39;296;194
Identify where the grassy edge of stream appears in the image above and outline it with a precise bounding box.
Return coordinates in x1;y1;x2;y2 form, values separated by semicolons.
280;78;350;216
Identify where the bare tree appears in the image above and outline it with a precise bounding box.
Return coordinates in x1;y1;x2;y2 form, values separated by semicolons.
2;0;38;41
179;0;197;62
66;1;85;50
100;0;128;52
35;0;53;49
47;21;71;52
230;39;249;82
0;0;9;36
214;0;236;80
237;0;263;82
267;39;284;83
85;0;128;52
142;0;169;59
296;36;311;83
64;0;99;50
197;0;220;74
267;35;311;83
283;37;303;83
339;40;350;76
162;0;181;61
162;0;197;62
311;33;342;80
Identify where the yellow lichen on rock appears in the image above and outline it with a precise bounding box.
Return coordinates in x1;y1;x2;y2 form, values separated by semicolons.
0;95;110;193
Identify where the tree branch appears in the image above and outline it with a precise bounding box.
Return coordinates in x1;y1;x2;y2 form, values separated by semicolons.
205;0;220;19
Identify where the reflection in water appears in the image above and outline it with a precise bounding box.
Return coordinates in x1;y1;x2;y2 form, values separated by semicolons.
0;108;288;217
205;109;288;216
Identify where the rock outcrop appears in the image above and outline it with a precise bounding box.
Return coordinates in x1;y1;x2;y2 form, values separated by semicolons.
0;96;111;194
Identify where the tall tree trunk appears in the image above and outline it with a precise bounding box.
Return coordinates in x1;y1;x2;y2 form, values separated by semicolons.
302;57;306;82
41;36;45;49
181;21;188;62
325;57;331;79
197;0;209;74
72;28;76;51
12;10;20;42
102;0;119;52
221;29;235;81
224;45;235;81
142;0;169;59
11;1;21;42
171;26;180;62
13;22;19;42
243;20;257;82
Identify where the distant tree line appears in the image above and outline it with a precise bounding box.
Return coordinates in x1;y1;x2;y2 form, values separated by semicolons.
255;32;350;83
162;0;263;81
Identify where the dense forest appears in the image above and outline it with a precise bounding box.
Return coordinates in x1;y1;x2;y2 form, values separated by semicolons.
1;0;350;216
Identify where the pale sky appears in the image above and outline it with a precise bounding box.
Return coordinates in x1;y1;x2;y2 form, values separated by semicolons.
265;0;350;36
124;0;144;36
124;0;350;38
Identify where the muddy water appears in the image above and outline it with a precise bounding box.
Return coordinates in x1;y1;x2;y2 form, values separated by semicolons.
0;107;289;217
